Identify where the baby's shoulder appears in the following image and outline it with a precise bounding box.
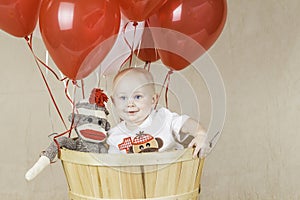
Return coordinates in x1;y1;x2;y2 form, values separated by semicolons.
154;107;177;118
108;122;130;137
108;123;123;133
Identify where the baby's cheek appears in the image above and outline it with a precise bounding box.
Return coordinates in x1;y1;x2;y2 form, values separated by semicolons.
115;103;125;110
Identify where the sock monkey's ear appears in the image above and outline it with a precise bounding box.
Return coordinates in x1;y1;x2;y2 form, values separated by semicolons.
104;108;109;115
105;121;111;131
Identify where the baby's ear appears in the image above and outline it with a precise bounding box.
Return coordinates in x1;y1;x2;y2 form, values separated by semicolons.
110;96;115;105
152;93;158;104
152;93;158;103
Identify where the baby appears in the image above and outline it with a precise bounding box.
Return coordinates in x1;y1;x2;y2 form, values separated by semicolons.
107;68;208;157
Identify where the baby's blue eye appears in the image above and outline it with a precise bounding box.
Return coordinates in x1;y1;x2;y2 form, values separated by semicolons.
119;96;126;100
134;95;143;100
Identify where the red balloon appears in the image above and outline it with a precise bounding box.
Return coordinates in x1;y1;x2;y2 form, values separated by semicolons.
39;0;120;80
135;22;160;63
118;0;167;22
148;0;227;70
0;0;41;37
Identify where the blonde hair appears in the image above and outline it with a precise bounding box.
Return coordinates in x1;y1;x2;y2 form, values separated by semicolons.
113;68;154;84
112;68;155;93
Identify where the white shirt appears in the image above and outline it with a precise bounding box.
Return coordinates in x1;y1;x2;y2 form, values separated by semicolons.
107;107;189;154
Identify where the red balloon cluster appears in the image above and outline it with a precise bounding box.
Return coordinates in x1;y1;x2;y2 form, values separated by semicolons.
0;0;227;78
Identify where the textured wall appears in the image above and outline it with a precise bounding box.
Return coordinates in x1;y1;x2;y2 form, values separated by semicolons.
1;0;300;199
0;35;69;198
200;0;300;199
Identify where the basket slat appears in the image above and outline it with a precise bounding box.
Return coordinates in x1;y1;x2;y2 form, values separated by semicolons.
143;165;158;198
98;166;122;198
194;158;205;191
64;162;84;195
77;165;94;197
88;166;101;198
153;164;170;197
176;159;195;194
119;166;145;198
166;162;181;196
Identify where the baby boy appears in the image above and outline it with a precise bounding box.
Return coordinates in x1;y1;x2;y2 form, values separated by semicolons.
107;68;208;157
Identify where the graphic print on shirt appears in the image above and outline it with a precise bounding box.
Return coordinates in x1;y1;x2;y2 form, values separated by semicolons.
118;131;163;153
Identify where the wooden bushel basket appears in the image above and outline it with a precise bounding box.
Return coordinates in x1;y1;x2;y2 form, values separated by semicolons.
59;148;204;200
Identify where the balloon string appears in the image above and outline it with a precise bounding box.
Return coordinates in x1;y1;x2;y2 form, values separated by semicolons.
53;85;77;152
24;35;67;82
118;54;131;72
144;61;149;69
129;22;138;66
69;83;77;137
135;34;142;60
122;22;131;48
122;21;138;67
81;79;85;99
24;35;67;130
64;79;73;104
53;128;72;156
164;71;172;109
120;22;132;70
144;61;151;71
154;70;173;110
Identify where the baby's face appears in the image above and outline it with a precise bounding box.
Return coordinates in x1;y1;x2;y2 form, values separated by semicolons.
112;74;156;127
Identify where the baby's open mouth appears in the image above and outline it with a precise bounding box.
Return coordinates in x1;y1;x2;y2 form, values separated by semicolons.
127;110;138;114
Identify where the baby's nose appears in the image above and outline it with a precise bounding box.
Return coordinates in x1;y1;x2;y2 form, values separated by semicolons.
127;98;135;106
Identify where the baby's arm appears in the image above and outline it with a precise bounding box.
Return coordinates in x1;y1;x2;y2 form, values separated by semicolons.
180;118;208;158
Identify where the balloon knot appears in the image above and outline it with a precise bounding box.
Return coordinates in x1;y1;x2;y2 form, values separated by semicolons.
72;80;77;85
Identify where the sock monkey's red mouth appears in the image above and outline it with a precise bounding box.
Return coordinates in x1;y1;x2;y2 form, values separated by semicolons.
80;129;106;141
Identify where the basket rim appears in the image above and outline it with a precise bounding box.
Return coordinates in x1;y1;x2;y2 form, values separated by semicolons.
59;148;198;166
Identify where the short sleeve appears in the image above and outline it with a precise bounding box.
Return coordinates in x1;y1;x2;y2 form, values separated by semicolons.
160;107;189;134
171;114;190;134
107;130;122;154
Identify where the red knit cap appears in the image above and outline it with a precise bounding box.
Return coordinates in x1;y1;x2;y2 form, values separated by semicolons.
89;88;108;108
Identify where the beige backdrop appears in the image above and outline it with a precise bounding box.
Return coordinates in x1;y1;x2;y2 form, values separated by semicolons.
1;0;300;199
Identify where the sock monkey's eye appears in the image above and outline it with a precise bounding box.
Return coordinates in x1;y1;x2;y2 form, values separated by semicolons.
98;120;102;125
87;118;93;123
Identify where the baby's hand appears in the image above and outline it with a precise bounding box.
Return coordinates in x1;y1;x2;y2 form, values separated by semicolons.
188;132;208;158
